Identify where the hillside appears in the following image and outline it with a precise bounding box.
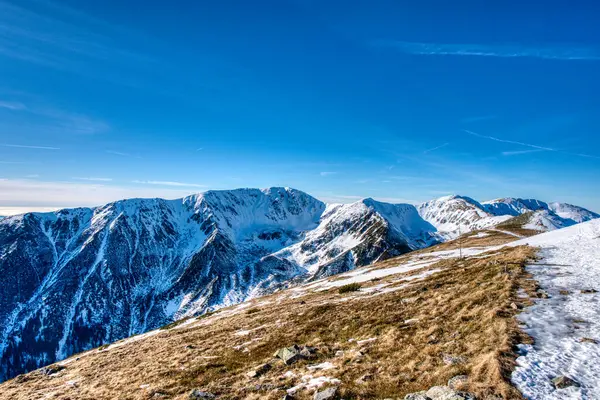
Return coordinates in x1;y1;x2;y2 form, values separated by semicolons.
0;229;536;399
0;188;597;382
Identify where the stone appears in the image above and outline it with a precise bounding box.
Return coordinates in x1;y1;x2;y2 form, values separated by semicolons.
314;386;338;400
580;337;598;344
447;375;468;390
189;389;216;399
551;375;580;389
404;392;431;400
537;290;550;299
334;350;344;357
282;395;294;400
581;288;598;294
427;334;439;344
273;344;315;365
40;364;65;376
355;374;373;385
246;363;271;378
510;302;519;310
425;386;475;400
442;354;466;365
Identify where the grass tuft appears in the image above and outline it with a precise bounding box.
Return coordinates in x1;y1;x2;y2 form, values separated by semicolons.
338;283;362;294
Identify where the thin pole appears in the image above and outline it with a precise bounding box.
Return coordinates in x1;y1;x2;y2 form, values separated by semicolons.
459;225;462;259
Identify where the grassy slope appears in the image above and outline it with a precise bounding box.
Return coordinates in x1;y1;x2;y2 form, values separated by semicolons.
0;230;539;400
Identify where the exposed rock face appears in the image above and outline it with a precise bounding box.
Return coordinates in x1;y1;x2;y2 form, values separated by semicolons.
0;188;438;382
0;188;597;382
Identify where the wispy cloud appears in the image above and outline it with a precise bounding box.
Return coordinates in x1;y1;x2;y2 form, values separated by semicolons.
132;180;206;188
464;129;554;151
0;101;26;110
106;150;141;158
423;143;449;154
72;177;112;182
0;143;60;150
464;129;600;160
320;171;338;177
25;174;39;178
196;147;204;151
502;149;546;156
373;41;600;60
0;97;109;135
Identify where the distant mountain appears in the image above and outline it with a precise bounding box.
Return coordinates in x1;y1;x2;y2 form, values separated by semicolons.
483;197;599;231
417;195;512;238
417;195;598;238
0;188;597;381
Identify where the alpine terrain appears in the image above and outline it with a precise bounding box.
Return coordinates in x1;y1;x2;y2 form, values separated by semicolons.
0;187;597;382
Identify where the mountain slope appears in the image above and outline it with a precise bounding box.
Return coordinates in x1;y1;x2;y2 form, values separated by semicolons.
0;188;597;382
416;195;512;238
418;195;598;237
0;228;536;400
0;188;437;381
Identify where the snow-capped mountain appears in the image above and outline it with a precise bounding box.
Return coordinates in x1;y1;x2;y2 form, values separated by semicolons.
0;188;597;382
417;195;599;237
483;197;599;231
416;195;512;238
0;188;437;381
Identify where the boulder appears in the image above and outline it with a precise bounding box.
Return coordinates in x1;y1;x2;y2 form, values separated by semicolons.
314;386;338;400
189;389;216;399
425;386;475;400
551;375;580;389
273;344;315;365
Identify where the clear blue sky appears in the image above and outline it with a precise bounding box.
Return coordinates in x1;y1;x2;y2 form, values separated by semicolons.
1;0;599;214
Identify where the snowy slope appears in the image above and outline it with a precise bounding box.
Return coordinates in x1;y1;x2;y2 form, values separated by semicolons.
417;195;511;238
419;195;598;238
548;202;600;223
276;199;438;280
484;198;598;228
0;188;436;381
510;219;600;399
0;188;597;382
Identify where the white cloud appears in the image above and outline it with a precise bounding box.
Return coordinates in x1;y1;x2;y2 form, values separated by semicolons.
374;41;600;60
0;179;202;214
320;171;338;177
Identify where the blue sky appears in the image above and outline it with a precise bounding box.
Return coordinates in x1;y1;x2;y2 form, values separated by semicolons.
1;0;599;214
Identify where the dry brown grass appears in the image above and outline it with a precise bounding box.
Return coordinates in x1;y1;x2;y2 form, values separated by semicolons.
0;243;537;400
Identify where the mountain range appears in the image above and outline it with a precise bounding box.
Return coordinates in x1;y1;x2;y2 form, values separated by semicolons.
0;187;597;381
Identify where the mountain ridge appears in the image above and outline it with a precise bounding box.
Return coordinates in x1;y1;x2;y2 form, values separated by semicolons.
0;187;597;381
